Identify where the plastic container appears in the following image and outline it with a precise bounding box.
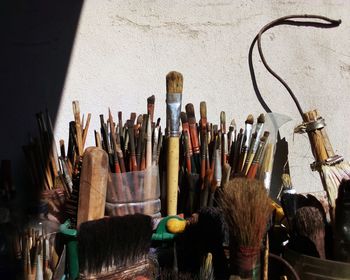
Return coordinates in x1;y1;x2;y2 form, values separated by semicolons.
284;248;350;279
106;165;161;216
105;199;161;216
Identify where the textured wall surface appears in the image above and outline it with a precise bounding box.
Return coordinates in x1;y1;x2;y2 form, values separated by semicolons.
55;0;350;194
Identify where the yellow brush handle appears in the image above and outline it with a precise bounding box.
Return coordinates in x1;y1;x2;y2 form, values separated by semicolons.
167;137;179;215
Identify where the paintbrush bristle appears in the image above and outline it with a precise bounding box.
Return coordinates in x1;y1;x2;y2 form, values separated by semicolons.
263;131;270;138
294;206;325;258
180;112;188;124
147;95;155;104
245;114;254;124
137;114;143;125
219;178;272;248
200;102;207;119
130;113;137;123
185;103;195;120
166;71;183;94
245;114;254;125
220;111;226;124
229;119;236;131
78;214;153;276
257;114;265;124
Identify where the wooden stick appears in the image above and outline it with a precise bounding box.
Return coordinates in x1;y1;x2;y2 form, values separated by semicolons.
72;101;84;157
82;113;91;148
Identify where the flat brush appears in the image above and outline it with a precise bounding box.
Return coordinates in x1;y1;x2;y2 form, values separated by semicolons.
78;214;153;279
237;114;254;173
166;71;183;215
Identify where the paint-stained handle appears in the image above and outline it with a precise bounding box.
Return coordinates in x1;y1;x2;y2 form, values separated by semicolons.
167;137;179;215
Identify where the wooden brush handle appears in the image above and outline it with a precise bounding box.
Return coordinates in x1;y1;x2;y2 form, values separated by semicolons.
77;147;109;228
303;109;334;162
167;137;179;215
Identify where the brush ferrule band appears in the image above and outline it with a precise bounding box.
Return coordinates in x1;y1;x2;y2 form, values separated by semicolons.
166;93;182;137
294;118;326;134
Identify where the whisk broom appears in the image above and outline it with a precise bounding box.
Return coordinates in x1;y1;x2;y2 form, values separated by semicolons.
251;15;346;220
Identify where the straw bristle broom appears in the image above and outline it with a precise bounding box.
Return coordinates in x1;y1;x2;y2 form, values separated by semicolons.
251;15;344;220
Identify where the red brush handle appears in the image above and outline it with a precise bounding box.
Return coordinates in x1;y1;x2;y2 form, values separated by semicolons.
246;162;259;179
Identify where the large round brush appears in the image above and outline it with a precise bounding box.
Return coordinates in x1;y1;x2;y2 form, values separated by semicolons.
166;71;183;215
219;178;272;278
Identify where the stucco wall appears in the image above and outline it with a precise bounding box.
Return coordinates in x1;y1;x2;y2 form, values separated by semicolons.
55;0;350;194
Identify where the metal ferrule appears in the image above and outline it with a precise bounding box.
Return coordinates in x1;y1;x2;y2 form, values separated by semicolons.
166;93;182;137
253;123;264;151
223;134;228;156
215;149;222;187
243;124;253;148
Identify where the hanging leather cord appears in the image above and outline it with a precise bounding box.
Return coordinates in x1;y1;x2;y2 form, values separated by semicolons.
249;15;341;118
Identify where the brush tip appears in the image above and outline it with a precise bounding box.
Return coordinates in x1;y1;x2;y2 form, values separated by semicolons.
257;113;265;124
147;95;155;104
263;131;270;138
180;112;188;123
245;114;254;125
185;103;195;118
220;111;226;123
200;101;207;118
166;71;183;94
229;119;236;129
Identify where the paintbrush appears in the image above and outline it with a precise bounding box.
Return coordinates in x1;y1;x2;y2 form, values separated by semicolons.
181;112;194;174
227;118;236;157
294;206;326;259
237;114;254;173
185;103;200;172
152;120;160;166
231;128;243;176
199;102;208;186
166;71;183;215
72;101;84;158
246;132;269;179
147;95;155;125
219;178;272;278
78;214;154;279
243;114;265;175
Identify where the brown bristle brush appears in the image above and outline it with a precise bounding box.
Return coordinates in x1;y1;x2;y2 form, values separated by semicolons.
78;214;155;279
219;178;272;278
293;206;326;259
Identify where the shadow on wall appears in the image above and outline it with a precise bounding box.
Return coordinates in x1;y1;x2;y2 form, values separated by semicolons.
0;0;83;191
0;0;83;275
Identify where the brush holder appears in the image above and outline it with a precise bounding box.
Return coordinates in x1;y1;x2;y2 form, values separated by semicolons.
230;246;261;280
106;166;161;216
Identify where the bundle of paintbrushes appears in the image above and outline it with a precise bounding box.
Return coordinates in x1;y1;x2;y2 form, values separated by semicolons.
17;225;65;280
97;96;163;217
177;102;273;215
22;101;92;226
